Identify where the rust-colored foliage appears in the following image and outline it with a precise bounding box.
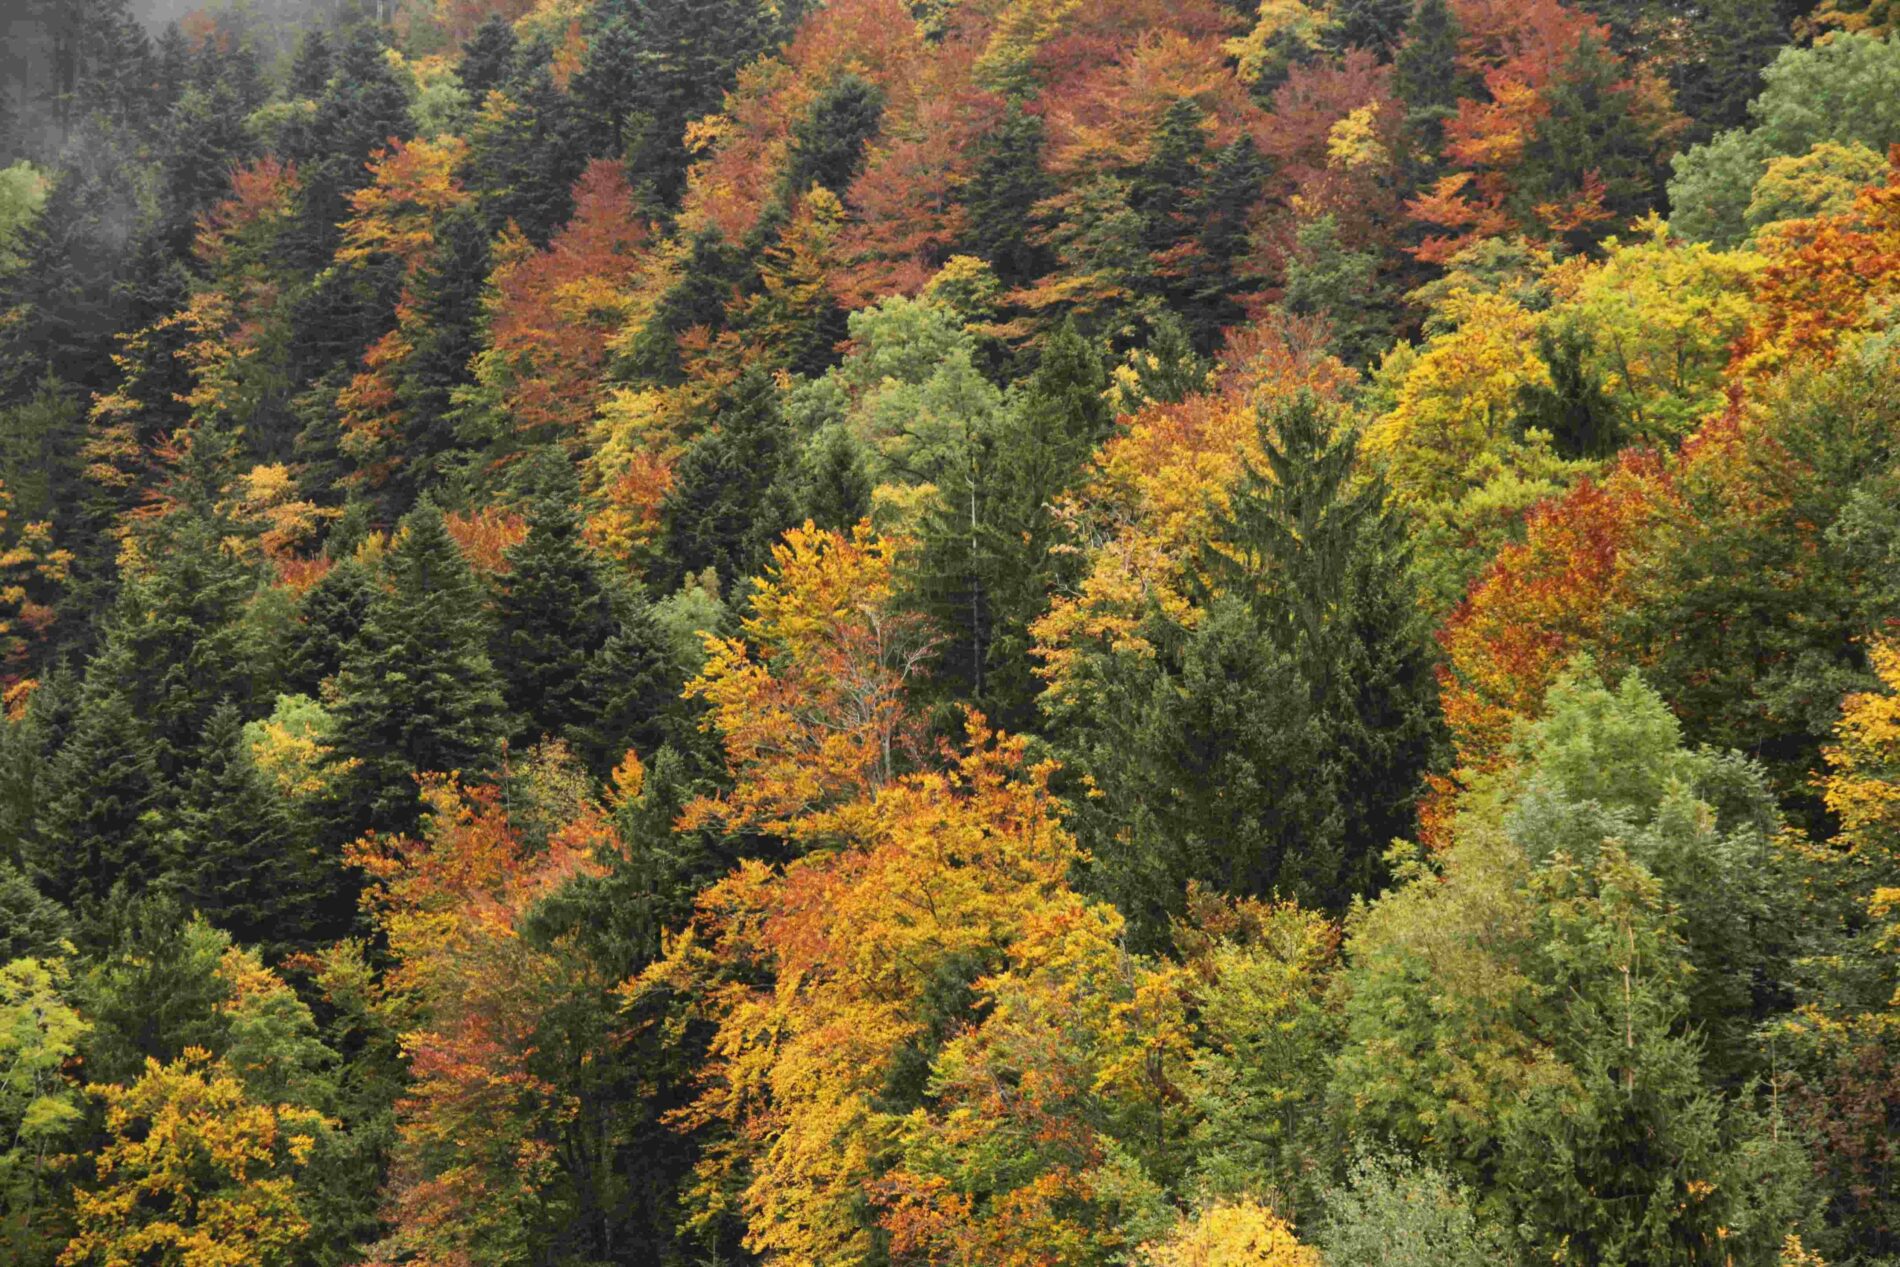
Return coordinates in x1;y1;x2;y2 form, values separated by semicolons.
480;160;650;447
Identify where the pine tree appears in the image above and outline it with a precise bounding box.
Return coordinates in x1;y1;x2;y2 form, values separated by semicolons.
0;860;70;961
466;60;591;246
284;557;376;697
1515;31;1668;247
287;23;413;270
332;501;509;836
1282;215;1394;368
493;453;618;746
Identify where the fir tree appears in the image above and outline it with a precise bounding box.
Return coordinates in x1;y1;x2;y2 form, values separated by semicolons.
1393;0;1466;157
572;588;681;775
457;16;518;103
961;103;1052;286
167;703;309;956
777;72;885;206
493;454;618;747
33;639;163;930
332;501;509;836
658;368;796;589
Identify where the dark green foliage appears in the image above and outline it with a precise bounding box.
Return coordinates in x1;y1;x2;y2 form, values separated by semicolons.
1323;0;1416;59
783;424;873;533
1518;323;1624;458
284;557;377;697
166;703;310;956
76;897;231;1087
778;72;885;204
1515;32;1669;249
493;454;618;747
916;321;1108;727
33;640;162;929
1051;394;1440;946
597;0;784;210
289;27;334;100
286;24;414;269
620;228;748;383
332;501;508;835
390;204;491;511
658;368;797;589
1393;0;1467;156
572;589;681;775
961;104;1053;286
457;17;518;103
466;60;591;247
0;861;70;962
1282;214;1393;368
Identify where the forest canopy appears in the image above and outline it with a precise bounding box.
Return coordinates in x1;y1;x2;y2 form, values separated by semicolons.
2;0;1900;1264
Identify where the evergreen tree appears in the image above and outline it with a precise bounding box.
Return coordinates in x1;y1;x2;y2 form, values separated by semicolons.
777;72;885;205
493;454;618;747
167;703;310;956
332;501;508;836
284;556;376;697
466;60;590;246
33;639;163;931
391;203;490;510
917;321;1108;727
657;368;796;589
288;27;333;100
961;103;1052;286
1282;214;1394;368
287;23;413;270
1324;0;1416;58
0;861;70;962
603;0;782;211
1516;31;1668;248
1393;0;1466;157
1056;395;1440;944
457;16;518;103
572;588;681;775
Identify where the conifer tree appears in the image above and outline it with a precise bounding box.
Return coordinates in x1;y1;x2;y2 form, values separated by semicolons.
33;639;162;930
332;501;508;835
494;454;618;746
1393;0;1466;156
658;368;796;589
457;16;518;103
1056;395;1440;943
961;103;1052;286
167;702;309;956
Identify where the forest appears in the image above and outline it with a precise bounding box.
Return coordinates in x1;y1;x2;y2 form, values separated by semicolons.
0;0;1898;1262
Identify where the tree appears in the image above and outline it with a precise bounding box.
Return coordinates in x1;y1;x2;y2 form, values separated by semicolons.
493;454;618;747
61;1050;330;1267
331;501;508;836
0;956;87;1266
682;520;936;842
657;369;797;590
166;703;309;956
1052;393;1440;942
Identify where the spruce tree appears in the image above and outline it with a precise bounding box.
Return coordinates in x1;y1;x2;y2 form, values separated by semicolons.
1324;0;1417;58
1057;394;1440;945
916;322;1107;727
332;501;509;836
961;104;1052;286
777;72;885;205
457;16;518;103
168;702;309;956
494;454;618;746
573;588;680;775
33;639;163;930
658;368;796;589
1394;0;1466;157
